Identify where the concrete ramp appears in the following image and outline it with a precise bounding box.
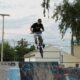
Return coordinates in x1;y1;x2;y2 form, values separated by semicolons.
0;69;7;80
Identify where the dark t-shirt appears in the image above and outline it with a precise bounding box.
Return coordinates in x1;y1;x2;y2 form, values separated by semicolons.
31;23;44;33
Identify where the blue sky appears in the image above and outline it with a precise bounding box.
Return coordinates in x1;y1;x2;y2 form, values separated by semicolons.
0;0;72;53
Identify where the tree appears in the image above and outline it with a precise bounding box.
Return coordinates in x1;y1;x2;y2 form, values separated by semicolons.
42;0;80;55
0;39;35;61
42;0;50;18
0;42;15;61
15;38;35;61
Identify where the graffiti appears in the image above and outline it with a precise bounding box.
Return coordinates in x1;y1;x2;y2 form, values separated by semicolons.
19;62;80;80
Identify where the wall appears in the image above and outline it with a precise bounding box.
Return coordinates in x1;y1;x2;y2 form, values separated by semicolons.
74;45;80;58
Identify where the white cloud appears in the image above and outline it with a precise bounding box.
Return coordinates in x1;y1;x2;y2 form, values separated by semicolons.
0;0;43;20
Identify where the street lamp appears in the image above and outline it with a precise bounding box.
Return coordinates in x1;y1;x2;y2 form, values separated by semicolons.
0;13;10;63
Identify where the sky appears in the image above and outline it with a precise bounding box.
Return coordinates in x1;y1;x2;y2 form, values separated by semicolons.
0;0;72;53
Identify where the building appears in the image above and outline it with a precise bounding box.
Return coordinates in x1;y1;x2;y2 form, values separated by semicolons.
74;45;80;58
24;45;80;68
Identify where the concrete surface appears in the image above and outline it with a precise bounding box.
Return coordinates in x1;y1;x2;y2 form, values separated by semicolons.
0;62;19;80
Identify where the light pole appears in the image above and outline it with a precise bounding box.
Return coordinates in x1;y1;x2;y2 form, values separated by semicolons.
0;14;10;63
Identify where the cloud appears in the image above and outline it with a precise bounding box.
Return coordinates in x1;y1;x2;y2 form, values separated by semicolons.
0;0;71;53
0;0;43;20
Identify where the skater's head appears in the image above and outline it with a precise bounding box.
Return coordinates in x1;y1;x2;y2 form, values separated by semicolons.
37;18;42;24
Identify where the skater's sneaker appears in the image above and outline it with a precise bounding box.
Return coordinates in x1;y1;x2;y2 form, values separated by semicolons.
43;44;45;48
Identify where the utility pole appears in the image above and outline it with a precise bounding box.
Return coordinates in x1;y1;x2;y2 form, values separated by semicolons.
0;14;10;63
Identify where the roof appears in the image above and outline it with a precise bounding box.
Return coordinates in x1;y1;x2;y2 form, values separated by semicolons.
24;45;63;62
24;45;80;66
